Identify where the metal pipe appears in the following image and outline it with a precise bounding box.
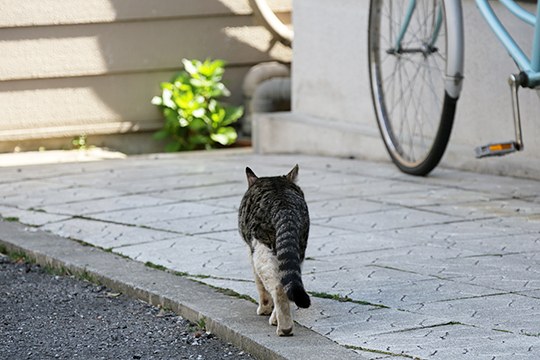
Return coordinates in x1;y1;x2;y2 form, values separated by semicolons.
498;0;535;26
475;0;531;73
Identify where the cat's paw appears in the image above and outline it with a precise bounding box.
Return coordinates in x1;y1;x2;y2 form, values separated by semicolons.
276;326;293;336
257;303;273;316
269;309;278;326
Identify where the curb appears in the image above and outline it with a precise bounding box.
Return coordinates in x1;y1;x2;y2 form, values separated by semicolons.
0;220;363;360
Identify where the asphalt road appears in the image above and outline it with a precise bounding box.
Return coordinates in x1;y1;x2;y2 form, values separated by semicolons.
0;252;254;360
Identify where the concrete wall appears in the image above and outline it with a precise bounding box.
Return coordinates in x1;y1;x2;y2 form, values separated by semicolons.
256;0;540;179
0;0;291;153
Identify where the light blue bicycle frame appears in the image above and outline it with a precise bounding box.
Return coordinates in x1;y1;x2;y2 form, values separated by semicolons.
476;0;540;87
396;0;540;89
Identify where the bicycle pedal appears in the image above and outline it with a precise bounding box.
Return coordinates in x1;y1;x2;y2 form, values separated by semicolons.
475;142;519;158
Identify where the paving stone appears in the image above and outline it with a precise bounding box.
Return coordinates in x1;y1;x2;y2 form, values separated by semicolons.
420;171;540;198
147;182;245;202
306;232;412;258
378;218;533;245
357;323;539;359
0;185;122;209
303;179;442;201
348;278;501;309
402;293;540;335
311;207;459;232
40;194;176;216
422;197;540;219
149;212;238;235
41;218;178;249
114;235;251;280
371;251;540;291
0;179;69;196
0;206;71;226
309;198;400;220
429;232;540;255
364;187;500;208
88;202;231;227
308;224;356;239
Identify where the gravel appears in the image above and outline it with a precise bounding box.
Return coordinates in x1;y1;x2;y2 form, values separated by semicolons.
0;253;254;360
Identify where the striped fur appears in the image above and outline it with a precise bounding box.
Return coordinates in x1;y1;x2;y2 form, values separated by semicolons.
238;165;310;335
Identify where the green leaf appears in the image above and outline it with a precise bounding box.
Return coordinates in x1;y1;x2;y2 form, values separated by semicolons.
161;89;176;109
210;126;237;146
151;96;163;106
165;142;182;152
192;108;205;118
190;118;208;131
179;118;190;127
189;134;210;145
211;107;226;124
182;59;199;76
160;82;174;90
216;83;230;97
153;129;169;140
164;108;179;125
222;106;244;125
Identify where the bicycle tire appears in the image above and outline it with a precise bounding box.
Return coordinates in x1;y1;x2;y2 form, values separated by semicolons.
368;0;459;176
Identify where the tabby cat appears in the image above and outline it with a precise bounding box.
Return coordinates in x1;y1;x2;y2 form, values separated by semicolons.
238;165;310;336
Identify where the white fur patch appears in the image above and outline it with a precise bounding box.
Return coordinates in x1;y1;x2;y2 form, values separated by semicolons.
252;241;294;336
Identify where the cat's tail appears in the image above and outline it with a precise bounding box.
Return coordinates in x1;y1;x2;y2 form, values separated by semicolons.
275;211;311;309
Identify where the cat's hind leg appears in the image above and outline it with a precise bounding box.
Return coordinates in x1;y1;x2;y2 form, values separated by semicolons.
252;241;294;336
251;257;273;315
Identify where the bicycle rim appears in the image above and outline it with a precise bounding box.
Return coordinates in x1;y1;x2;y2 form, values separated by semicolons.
369;0;457;176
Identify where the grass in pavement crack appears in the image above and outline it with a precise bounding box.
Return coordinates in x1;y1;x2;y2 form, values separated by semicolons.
344;344;421;359
309;291;389;309
375;321;468;336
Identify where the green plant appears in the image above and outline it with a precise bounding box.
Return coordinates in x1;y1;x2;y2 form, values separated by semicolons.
72;134;89;150
196;317;207;331
151;58;243;152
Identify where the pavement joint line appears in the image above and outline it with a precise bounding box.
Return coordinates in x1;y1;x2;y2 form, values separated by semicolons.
0;219;365;360
371;321;472;337
311;216;500;234
343;344;420;359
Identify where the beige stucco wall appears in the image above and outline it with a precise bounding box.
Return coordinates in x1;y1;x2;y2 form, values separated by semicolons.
275;0;539;179
0;0;291;153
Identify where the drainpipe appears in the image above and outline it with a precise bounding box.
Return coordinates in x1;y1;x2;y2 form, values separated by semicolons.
251;77;291;114
242;62;291;135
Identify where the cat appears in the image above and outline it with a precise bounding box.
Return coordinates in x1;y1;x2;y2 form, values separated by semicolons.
238;164;310;336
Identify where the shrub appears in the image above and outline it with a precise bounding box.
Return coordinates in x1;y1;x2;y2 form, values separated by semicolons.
151;59;243;151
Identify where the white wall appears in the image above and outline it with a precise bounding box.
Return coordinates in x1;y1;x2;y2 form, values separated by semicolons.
288;0;540;179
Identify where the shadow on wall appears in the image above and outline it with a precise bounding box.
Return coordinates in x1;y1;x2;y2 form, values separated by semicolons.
0;0;291;152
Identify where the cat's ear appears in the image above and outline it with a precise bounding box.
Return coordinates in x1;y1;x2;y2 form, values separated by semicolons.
246;167;258;187
286;164;299;183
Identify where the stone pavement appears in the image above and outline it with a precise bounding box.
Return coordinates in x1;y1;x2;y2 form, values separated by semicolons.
1;148;540;359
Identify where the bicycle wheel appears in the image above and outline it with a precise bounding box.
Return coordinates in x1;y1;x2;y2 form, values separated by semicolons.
368;0;458;176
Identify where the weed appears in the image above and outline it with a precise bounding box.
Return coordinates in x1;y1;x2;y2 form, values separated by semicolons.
309;291;389;309
152;58;243;151
345;344;420;359
144;261;168;272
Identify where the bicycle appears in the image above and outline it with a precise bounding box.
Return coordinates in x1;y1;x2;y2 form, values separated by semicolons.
368;0;540;176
